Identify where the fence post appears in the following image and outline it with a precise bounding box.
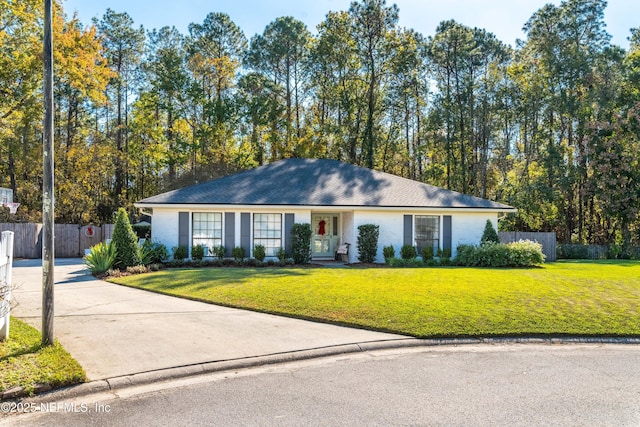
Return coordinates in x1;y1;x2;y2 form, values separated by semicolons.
0;231;14;341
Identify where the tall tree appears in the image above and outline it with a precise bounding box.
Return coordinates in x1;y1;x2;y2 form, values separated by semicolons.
385;28;428;178
245;16;311;158
349;0;399;168
144;26;191;187
0;0;42;209
517;0;611;241
307;11;364;162
186;13;247;167
94;9;145;205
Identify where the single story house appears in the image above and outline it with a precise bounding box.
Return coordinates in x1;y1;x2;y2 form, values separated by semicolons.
135;158;516;263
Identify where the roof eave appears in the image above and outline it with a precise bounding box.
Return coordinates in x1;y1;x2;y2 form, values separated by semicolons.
134;202;517;213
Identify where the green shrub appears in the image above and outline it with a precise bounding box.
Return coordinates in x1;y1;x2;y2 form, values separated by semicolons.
357;224;379;263
438;257;453;266
421;246;434;261
383;245;395;263
437;248;452;259
139;240;169;265
506;240;545;266
112;208;141;268
276;247;288;262
454;240;544;267
387;257;424;268
212;245;226;259
480;219;500;244
84;241;117;274
557;244;587;259
232;246;245;261
291;223;312;264
246;258;258;267
172;245;188;261
253;244;266;262
607;244;623;259
191;244;205;261
400;244;417;259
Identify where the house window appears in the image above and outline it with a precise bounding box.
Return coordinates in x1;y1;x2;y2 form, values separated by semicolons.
192;212;222;256
415;215;439;253
253;213;282;257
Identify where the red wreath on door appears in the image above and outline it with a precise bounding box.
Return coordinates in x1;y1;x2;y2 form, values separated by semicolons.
318;220;326;236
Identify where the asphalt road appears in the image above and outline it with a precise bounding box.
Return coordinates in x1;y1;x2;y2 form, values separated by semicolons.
4;344;640;426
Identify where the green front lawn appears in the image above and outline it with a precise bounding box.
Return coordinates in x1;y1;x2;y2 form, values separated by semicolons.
111;261;640;338
0;318;86;396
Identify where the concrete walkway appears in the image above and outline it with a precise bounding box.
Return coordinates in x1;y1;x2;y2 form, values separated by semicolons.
10;259;405;381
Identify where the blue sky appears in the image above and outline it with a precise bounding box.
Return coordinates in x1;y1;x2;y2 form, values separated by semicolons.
63;0;636;49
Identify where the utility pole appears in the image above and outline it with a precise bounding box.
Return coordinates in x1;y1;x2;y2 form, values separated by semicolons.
42;0;55;346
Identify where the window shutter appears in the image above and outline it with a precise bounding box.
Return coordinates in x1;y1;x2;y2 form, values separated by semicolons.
443;215;452;251
240;213;251;256
225;212;235;256
403;215;413;246
178;212;189;251
284;213;294;254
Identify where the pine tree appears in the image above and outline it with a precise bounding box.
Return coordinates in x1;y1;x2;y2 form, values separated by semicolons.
480;219;500;244
111;208;140;268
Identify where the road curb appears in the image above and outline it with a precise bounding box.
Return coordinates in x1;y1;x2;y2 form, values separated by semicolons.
11;336;640;402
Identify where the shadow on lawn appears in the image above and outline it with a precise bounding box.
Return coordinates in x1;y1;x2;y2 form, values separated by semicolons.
0;341;44;361
123;267;312;291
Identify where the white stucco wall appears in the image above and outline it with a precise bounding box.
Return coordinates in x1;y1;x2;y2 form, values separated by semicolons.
451;213;496;249
341;211;355;262
352;211;403;263
148;206;498;263
350;210;497;263
150;208;181;253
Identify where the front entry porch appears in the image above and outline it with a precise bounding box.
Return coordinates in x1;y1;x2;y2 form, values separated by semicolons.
311;213;341;260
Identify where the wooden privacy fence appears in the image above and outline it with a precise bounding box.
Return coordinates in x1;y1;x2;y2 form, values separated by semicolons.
0;223;114;259
498;231;557;262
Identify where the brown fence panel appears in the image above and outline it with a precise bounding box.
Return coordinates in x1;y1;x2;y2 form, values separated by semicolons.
499;231;557;262
55;224;82;257
0;223;114;258
102;224;114;241
79;225;102;256
0;223;41;259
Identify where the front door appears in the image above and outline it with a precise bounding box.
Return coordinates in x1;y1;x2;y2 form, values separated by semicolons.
312;214;339;259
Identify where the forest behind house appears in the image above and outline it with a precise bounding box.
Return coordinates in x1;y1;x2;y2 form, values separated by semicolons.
2;0;640;248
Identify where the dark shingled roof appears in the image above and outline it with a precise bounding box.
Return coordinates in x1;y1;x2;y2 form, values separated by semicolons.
137;158;515;210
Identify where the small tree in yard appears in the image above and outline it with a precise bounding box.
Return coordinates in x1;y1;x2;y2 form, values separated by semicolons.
357;224;379;263
112;208;140;269
291;223;312;264
481;219;500;244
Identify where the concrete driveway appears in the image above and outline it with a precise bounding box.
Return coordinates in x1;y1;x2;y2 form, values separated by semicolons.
10;259;405;380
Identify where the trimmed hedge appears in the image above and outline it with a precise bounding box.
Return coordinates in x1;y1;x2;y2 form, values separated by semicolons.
357;224;379;263
191;244;205;261
291;223;312;264
455;240;545;267
383;245;395;262
400;244;417;259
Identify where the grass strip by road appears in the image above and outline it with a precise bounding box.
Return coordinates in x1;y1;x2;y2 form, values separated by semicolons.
0;318;86;396
111;260;640;338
